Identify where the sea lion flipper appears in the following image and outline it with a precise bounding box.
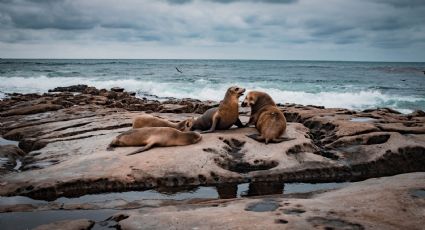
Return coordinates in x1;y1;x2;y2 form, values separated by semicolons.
235;118;244;128
271;137;296;143
127;143;154;156
246;134;265;142
201;113;220;133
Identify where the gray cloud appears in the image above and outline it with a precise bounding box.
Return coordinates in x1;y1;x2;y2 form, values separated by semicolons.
0;0;97;30
372;0;425;8
0;0;424;61
166;0;297;4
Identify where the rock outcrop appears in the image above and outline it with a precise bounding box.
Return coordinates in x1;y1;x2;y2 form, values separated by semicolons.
115;173;425;230
0;85;424;200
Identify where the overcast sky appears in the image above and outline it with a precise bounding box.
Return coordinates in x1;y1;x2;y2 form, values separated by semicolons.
0;0;424;61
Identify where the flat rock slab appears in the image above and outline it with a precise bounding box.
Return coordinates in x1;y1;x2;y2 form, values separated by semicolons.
112;173;425;230
0;120;329;199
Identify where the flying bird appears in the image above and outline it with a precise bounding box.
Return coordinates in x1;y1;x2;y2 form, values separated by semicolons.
176;67;183;73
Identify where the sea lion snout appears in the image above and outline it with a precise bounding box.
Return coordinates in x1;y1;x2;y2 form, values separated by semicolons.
228;86;245;98
237;88;246;97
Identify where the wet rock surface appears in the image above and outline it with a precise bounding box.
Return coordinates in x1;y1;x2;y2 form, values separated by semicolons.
33;219;95;230
1;173;423;230
0;85;424;229
0;145;24;175
112;173;425;230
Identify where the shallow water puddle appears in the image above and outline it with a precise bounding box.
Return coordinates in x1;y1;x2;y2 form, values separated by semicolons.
0;182;349;205
0;182;349;229
410;188;425;198
245;200;280;212
0;137;19;146
350;117;376;122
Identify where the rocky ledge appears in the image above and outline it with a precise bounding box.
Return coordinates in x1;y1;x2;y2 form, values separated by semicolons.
0;85;424;200
3;173;425;229
102;172;425;230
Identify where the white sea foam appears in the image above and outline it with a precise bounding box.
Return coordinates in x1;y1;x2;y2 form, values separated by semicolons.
0;76;422;113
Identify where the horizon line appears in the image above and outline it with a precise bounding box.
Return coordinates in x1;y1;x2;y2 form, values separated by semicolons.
1;57;424;63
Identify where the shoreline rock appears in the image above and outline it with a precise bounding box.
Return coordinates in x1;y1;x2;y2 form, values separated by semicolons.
0;85;424;200
4;173;424;230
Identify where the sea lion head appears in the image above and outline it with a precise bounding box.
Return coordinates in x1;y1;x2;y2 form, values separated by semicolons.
226;86;246;98
241;91;256;107
183;117;195;131
241;91;276;108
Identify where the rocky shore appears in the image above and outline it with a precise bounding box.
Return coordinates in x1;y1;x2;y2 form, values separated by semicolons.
0;85;424;229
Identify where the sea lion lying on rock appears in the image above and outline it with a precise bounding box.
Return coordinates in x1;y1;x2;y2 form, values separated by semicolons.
242;91;294;144
108;127;202;155
132;114;194;131
191;86;245;133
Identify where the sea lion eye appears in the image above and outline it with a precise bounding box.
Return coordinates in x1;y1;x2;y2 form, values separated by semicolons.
235;87;239;91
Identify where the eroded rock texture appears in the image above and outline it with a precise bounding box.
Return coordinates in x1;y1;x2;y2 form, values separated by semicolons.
115;173;425;230
0;86;424;200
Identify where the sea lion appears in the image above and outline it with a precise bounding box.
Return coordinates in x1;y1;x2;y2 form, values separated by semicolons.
191;86;246;133
108;127;202;155
132;114;194;131
241;91;293;144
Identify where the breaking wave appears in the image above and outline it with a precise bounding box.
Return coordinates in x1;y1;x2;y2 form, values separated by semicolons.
1;75;423;114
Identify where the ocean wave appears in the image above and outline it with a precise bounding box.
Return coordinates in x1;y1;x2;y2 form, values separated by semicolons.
371;66;424;74
256;87;421;111
0;76;423;113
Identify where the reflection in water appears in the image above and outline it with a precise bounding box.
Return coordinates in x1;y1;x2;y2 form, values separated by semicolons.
216;183;238;199
0;137;19;146
0;182;350;229
242;182;284;197
216;182;284;199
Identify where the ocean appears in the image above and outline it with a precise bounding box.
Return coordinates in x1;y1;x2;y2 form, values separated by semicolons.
0;59;424;113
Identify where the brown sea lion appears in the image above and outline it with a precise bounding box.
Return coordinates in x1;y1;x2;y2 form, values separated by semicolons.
132;114;194;131
191;86;246;133
241;91;293;144
108;127;202;155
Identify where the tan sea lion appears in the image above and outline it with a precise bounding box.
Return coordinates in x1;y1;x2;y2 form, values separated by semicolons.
241;91;293;144
132;114;194;131
108;127;202;155
191;86;246;133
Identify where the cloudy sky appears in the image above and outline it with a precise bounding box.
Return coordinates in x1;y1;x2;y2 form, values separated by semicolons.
0;0;424;61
